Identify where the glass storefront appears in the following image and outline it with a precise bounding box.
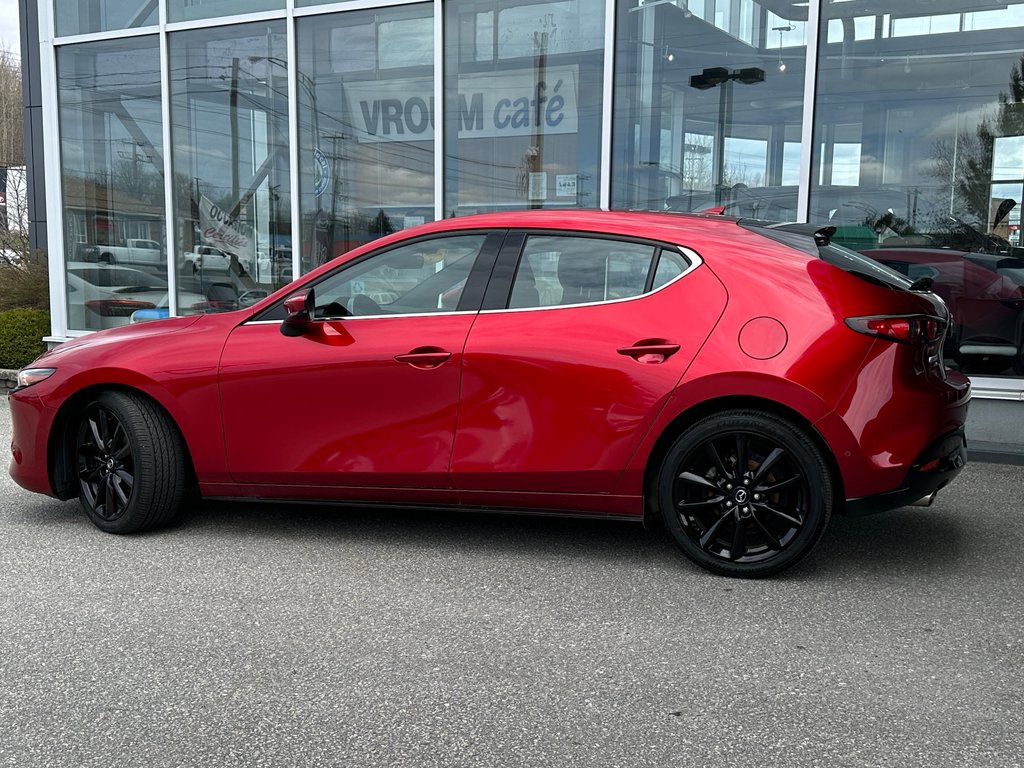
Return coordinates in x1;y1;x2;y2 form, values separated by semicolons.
612;0;807;214
169;22;292;316
811;1;1024;376
56;37;167;331
55;0;157;36
297;3;434;273
444;0;605;215
38;0;1024;385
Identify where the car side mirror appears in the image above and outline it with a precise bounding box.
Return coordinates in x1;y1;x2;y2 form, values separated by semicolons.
280;288;316;337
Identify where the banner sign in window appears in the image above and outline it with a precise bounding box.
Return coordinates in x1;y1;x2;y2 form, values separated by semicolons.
199;194;254;258
342;66;579;143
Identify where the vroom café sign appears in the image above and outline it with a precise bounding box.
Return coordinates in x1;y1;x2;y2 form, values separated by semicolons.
342;66;578;143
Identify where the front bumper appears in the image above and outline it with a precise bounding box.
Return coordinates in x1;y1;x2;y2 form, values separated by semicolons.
844;428;967;517
8;389;58;497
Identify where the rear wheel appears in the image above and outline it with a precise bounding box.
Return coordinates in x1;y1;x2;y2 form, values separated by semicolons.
75;391;186;533
657;410;832;578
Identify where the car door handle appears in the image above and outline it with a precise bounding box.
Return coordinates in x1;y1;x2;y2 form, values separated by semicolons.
616;341;681;364
394;347;453;369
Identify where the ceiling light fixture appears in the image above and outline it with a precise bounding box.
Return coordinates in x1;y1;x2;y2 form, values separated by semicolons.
773;25;794;73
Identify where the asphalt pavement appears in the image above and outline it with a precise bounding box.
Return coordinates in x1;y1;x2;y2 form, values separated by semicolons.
1;398;1022;768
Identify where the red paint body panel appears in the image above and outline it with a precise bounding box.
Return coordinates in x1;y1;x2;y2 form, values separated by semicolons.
8;210;970;523
452;264;727;492
218;314;475;489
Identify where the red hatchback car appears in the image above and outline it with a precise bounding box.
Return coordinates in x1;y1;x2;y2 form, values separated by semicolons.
9;211;970;577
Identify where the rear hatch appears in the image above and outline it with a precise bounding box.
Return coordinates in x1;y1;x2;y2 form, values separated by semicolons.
740;221;951;378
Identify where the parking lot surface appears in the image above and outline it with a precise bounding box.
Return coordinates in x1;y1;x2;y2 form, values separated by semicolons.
1;400;1022;767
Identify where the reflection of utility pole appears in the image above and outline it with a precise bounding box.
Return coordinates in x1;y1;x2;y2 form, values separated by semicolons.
688;67;765;205
229;57;240;203
532;28;548;210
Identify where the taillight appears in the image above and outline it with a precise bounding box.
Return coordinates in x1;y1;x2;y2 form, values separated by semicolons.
845;315;946;344
85;299;157;317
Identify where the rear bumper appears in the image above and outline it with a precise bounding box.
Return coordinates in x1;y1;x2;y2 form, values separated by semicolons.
844;428;967;517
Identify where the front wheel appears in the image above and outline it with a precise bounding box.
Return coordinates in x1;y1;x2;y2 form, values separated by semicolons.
656;410;832;578
75;391;187;533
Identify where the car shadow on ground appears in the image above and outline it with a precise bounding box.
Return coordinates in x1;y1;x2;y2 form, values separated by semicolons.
8;493;966;580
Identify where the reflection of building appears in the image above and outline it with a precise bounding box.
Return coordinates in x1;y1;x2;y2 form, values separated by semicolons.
60;176;165;249
19;0;1024;455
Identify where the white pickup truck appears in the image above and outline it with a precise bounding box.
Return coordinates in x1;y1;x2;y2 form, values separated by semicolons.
80;239;163;267
184;245;252;275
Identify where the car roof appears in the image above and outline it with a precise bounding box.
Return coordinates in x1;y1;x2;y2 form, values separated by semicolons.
402;209;744;240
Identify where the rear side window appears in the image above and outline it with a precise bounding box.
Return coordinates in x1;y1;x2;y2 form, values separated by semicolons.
508;236;658;309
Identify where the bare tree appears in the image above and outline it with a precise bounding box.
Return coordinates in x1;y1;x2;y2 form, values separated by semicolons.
0;46;22;168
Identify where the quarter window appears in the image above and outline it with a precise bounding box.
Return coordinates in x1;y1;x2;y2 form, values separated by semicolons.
509;236;659;309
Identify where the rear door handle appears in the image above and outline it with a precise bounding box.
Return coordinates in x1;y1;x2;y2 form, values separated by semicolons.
394;347;453;369
616;341;681;364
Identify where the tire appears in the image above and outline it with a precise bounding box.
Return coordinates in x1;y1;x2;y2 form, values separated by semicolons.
99;253;115;265
656;409;832;578
74;391;187;534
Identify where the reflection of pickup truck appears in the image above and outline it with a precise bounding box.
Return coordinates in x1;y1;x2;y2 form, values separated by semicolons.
184;245;251;275
78;239;163;267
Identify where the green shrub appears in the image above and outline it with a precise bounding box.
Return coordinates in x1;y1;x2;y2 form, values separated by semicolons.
0;250;50;312
0;308;50;369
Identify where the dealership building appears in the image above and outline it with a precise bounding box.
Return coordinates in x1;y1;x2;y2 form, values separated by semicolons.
16;0;1024;455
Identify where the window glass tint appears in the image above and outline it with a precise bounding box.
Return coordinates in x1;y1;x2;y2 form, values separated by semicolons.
651;250;690;290
509;236;656;308
312;235;486;317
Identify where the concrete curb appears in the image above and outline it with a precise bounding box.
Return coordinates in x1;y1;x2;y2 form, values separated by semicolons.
1;369;17;396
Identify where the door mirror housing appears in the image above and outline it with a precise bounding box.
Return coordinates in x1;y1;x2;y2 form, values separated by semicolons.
280;288;316;337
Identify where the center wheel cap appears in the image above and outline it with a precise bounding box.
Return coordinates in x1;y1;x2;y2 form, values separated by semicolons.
733;488;749;505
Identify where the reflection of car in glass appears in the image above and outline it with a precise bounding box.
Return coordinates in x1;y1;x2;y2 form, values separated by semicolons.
65;263;203;330
11;212;970;579
862;247;1024;374
76;239;164;268
183;245;252;276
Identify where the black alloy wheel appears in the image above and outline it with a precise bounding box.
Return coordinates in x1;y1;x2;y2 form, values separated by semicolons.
658;409;832;578
74;391;187;533
77;402;135;523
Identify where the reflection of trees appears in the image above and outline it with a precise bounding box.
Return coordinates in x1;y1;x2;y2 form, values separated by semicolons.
931;53;1024;223
105;158;164;209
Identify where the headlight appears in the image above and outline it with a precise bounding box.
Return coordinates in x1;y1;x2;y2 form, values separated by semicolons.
16;368;56;389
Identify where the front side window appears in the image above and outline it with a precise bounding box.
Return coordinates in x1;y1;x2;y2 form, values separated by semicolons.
311;234;488;318
508;236;658;308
